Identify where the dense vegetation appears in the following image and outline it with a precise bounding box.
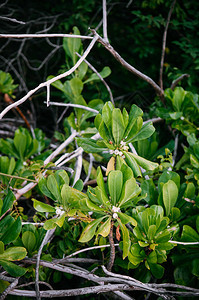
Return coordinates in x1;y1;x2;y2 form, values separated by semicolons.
0;0;199;299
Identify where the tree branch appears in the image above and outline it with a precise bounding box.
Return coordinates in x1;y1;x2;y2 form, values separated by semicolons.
159;0;176;90
103;0;109;43
90;29;163;97
0;33;93;39
0;35;98;119
170;74;190;90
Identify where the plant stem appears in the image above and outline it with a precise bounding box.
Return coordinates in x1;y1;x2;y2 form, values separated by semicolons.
107;220;115;271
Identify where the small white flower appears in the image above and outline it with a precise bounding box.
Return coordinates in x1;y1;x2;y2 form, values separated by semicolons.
123;145;129;151
120;141;126;146
23;161;27;166
114;149;119;155
109;150;114;155
145;241;148;244
122;155;125;159
118;151;123;156
55;206;65;216
180;116;184;120
112;206;120;213
113;213;118;219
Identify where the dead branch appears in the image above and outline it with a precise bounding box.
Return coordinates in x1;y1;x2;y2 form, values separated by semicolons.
90;29;164;97
159;0;176;90
170;74;190;90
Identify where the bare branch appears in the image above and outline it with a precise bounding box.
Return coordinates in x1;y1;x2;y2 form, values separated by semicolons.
72;152;83;186
91;29;163;97
35;229;56;300
46;101;99;114
0;16;26;24
0;277;19;300
107;220;115;271
0;35;98;119
66;243;119;259
103;0;109;42
170;74;190;90
9;284;132;298
0;33;93;39
14;131;77;200
159;0;176;90
169;240;199;245
76;52;114;105
83;154;94;184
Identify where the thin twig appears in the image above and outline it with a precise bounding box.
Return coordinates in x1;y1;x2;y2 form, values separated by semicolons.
14;131;77;200
66;243;119;259
46;101;99;113
35;229;56;300
159;0;176;90
170;74;190;90
103;0;109;43
0;34;93;39
0;277;19;300
83;154;94;184
0;35;98;119
0;172;37;183
169;240;199;245
0;16;26;24
72;152;83;186
172;133;178;167
76;52;114;105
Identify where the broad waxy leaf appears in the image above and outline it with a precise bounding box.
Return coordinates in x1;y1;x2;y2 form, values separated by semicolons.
163;180;178;216
32;199;55;213
1;189;15;216
112;108;126;145
47;174;61;202
124;104;143;138
117;212;137;226
124;152;142;177
0;216;22;244
78;216;106;243
0;260;27;277
119;177;141;208
0;247;27;261
76;137;107;153
117;219;131;258
129;152;159;171
127;122;155;143
96;216;112;237
63;26;81;64
108;170;123;205
22;231;36;253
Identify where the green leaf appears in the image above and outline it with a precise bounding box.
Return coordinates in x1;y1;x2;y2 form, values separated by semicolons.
163;180;178;216
0;242;4;254
117;219;131;258
0;260;27;277
129;153;159;171
44;219;57;230
14;132;27;160
101;101;114;138
22;231;36;253
1;216;22;244
117;212;137;226
112;108;126;145
149;263;164;279
124;104;143;138
96;216;111;237
1;189;15;216
169;207;180;221
181;225;199;242
0;247;27;261
147;225;157;241
119;177;141;208
38;177;55;200
69;77;84;97
78;61;88;80
84;66;111;84
86;198;104;212
78;216;106;243
172;87;186;111
124;152;142;177
108;170;123;205
47;174;61;202
32;199;55;213
127;122;155;143
63;26;81;64
76;137;107;153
